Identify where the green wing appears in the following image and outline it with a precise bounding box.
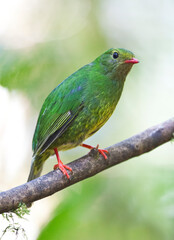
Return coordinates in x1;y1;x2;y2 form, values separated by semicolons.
32;74;86;156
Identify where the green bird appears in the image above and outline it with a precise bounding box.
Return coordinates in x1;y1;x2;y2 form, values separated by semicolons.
27;48;138;182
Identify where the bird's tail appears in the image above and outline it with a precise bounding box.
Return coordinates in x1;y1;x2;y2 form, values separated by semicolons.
27;154;49;207
27;155;45;182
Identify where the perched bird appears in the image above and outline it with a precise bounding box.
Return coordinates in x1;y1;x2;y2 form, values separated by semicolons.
27;48;138;182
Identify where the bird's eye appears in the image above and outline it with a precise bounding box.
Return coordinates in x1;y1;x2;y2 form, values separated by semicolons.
113;52;119;59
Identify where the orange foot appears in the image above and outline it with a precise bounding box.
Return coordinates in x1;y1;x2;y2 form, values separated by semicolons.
54;148;72;179
80;143;109;159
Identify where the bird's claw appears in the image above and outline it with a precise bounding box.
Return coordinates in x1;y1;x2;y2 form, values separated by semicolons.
97;148;108;160
95;144;108;159
54;163;72;179
81;143;109;159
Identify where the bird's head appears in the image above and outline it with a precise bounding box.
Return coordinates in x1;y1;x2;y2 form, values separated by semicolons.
95;48;139;81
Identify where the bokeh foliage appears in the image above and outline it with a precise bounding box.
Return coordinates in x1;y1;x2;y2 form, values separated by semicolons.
38;167;174;240
0;0;107;108
0;0;173;239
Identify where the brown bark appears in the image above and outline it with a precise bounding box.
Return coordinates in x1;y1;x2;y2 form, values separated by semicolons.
0;118;173;214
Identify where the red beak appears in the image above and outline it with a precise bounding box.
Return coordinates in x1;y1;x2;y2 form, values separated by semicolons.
124;58;139;64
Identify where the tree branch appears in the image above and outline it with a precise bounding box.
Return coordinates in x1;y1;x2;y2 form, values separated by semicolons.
0;118;174;214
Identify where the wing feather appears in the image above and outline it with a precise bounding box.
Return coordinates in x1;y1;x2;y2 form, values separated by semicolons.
32;74;86;156
36;104;83;156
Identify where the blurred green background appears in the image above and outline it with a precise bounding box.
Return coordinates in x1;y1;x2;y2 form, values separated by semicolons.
0;0;173;239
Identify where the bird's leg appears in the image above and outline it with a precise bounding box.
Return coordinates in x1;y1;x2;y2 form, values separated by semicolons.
53;148;72;179
80;143;108;159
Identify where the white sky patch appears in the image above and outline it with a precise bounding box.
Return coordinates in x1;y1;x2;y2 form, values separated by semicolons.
0;0;91;49
0;0;39;48
0;86;32;183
